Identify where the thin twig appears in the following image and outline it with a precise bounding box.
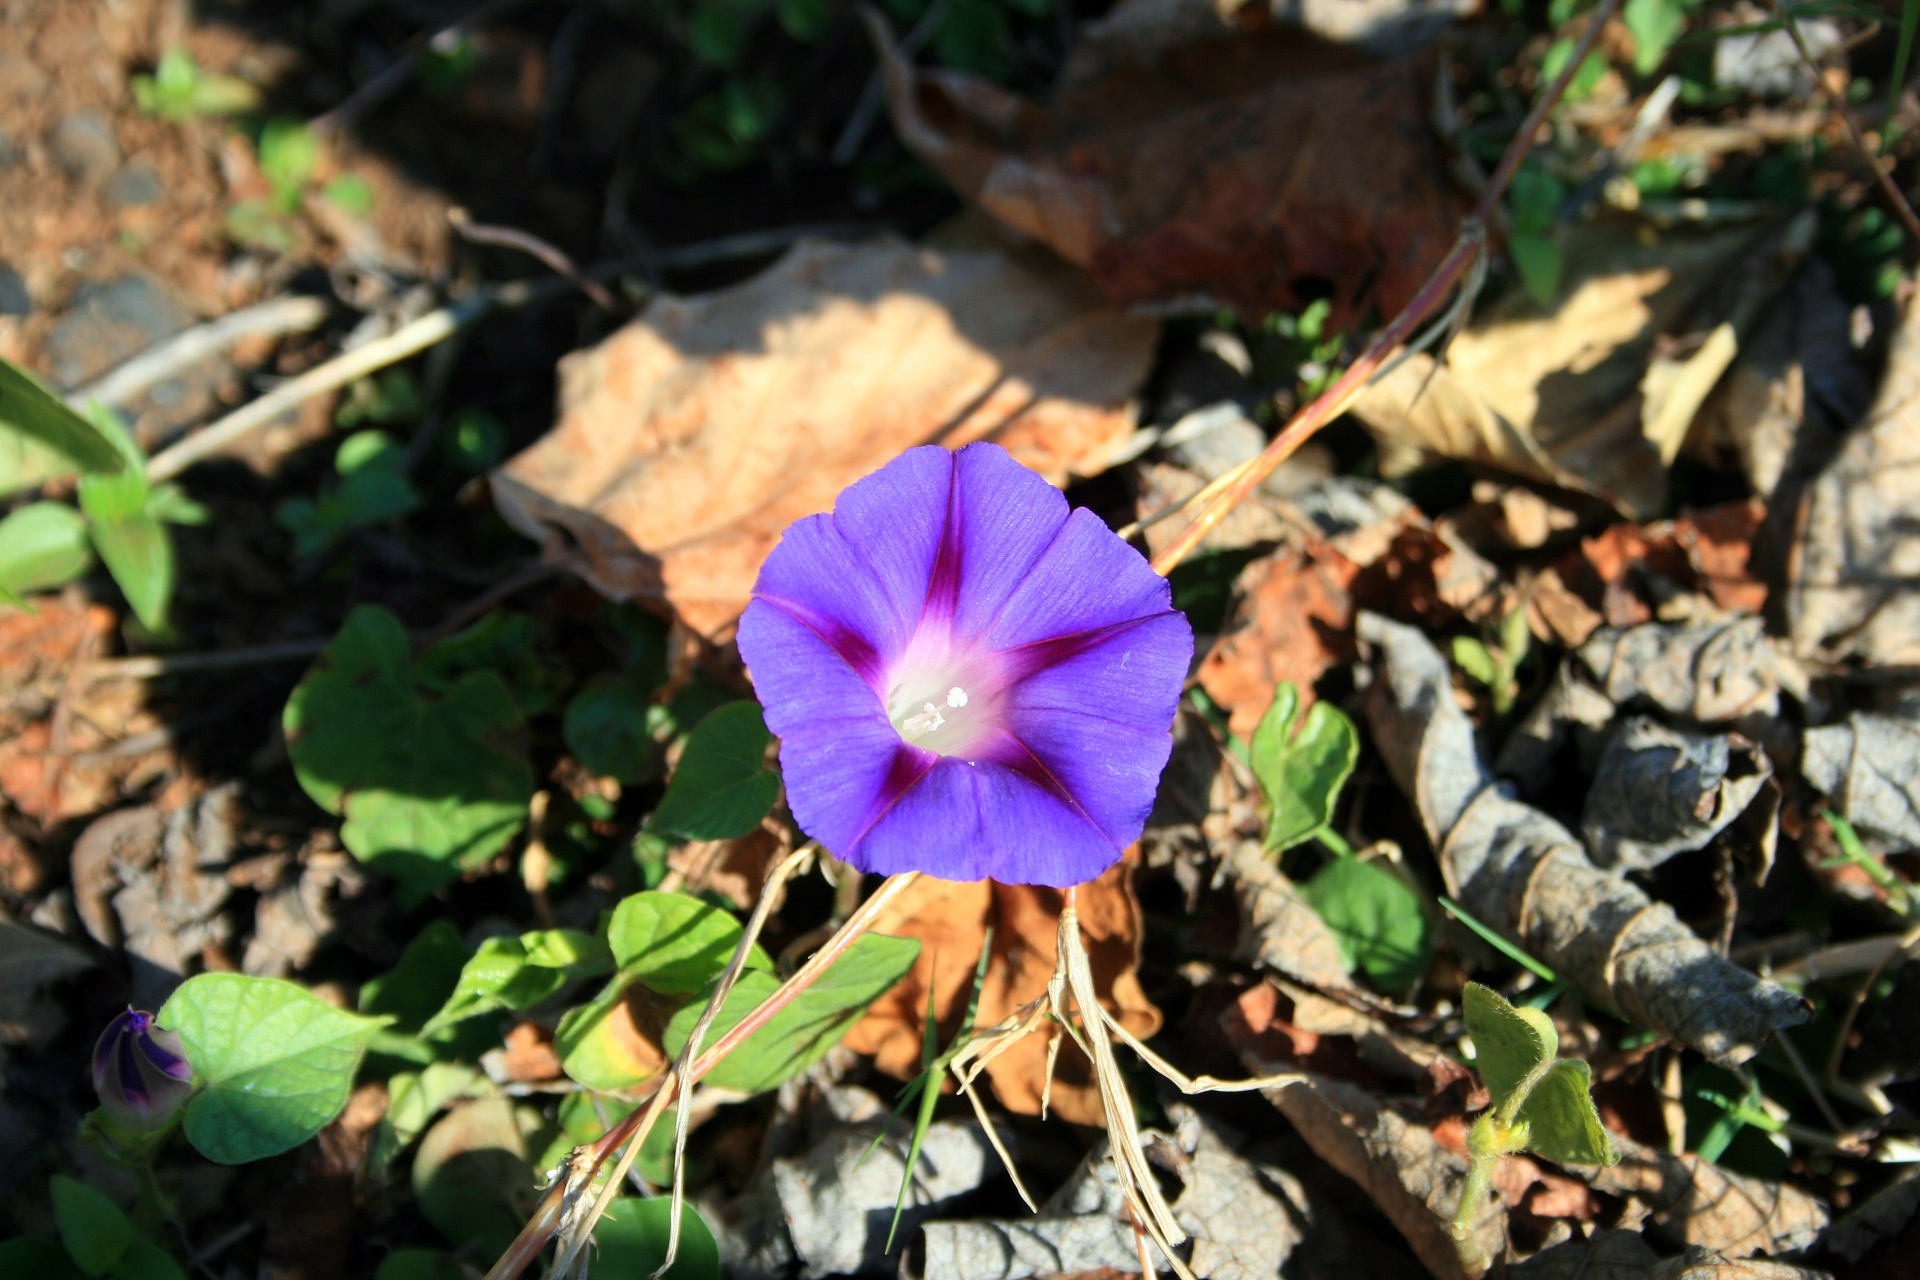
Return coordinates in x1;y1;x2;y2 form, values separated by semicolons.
450;209;618;311
309;0;533;138
1144;0;1626;574
70;296;330;412
1769;0;1920;246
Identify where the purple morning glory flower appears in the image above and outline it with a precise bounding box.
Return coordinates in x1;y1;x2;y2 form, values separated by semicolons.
92;1007;193;1131
738;442;1192;886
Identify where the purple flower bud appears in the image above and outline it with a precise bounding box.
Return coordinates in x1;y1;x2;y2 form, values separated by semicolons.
738;443;1192;886
91;1008;193;1130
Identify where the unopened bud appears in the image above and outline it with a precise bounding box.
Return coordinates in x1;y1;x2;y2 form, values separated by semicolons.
91;1008;192;1131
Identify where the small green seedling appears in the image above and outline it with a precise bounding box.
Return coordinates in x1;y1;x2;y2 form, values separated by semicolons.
274;430;422;556
1248;682;1433;991
1453;603;1532;717
1820;809;1918;920
1453;983;1618;1267
227;119;374;250
131;49;259;122
0;1176;189;1279
1622;0;1687;76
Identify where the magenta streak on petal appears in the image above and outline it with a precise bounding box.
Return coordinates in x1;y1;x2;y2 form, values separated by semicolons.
993;612;1176;686
842;743;939;854
755;594;888;692
920;452;964;632
969;726;1113;846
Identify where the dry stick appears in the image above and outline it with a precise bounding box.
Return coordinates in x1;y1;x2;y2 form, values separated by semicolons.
70;296;329;411
487;869;923;1280
1144;0;1625;576
1769;0;1920;248
308;0;533;137
450;209;619;312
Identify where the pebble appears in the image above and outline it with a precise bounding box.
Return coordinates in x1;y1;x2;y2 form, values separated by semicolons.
44;274;190;388
48;108;120;187
0;265;29;317
103;160;163;209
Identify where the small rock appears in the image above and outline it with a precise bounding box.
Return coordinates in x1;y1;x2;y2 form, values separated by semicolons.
0;266;29;317
45;274;191;389
102;161;163;209
48;109;121;187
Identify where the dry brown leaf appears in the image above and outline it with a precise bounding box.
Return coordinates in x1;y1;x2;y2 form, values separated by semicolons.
1352;220;1803;519
1197;542;1358;737
1580;717;1772;872
1253;1069;1503;1280
840;853;1159;1126
495;1021;564;1084
1361;613;1809;1065
1580;1136;1828;1258
872;10;1462;327
492;236;1157;637
1227;841;1356;994
1790;291;1920;665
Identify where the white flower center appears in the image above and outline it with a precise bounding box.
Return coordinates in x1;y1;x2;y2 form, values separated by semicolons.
900;686;968;736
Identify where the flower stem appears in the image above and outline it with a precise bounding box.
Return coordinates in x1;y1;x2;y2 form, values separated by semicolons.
1147;0;1626;576
1450;1113;1503;1274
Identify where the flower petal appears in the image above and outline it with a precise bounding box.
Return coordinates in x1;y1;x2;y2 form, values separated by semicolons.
751;446;954;682
930;442;1073;644
847;755;1121;886
984;506;1176;650
995;711;1175;850
1001;611;1194;730
738;596;931;854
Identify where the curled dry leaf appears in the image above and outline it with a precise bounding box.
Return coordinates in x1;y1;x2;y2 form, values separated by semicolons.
1252;1069;1503;1280
1361;613;1808;1064
1227;841;1357;994
1581;717;1772;872
492;236;1157;637
1579;1136;1828;1259
1791;292;1920;665
1803;711;1920;852
1352;218;1809;520
840;853;1159;1126
871;7;1462;326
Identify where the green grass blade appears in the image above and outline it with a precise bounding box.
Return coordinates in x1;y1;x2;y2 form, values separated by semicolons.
1439;896;1560;984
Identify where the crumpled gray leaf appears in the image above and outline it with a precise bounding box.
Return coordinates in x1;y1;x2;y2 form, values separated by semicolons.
69;785;238;1006
1802;711;1920;851
915;1105;1310;1280
1576;1135;1827;1258
242;850;366;978
1510;1229;1661;1280
1229;841;1357;994
1498;618;1785;794
1360;613;1808;1064
718;1085;996;1280
1250;1070;1501;1280
1790;292;1920;665
1582;717;1772;870
1826;1166;1920;1262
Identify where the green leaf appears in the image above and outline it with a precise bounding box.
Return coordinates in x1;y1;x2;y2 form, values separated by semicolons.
1248;682;1358;852
565;671;661;783
51;1177;132;1276
594;1197;723;1280
663;933;919;1093
1451;636;1499;687
1462;982;1556;1111
0;356;127;482
258;119;319;207
608;890;770;995
421;929;607;1036
0;501;92;597
284;605;534;904
1300;857;1432;991
776;0;836;41
80;471;174;630
411;1098;538;1257
0;1238;84;1280
933;0;1015;79
157;973;385;1164
541;1091;676;1184
1511;235;1564;306
374;1249;466;1280
1623;0;1684;75
367;1061;490;1173
108;1242;188;1280
1517;1057;1618;1166
650;702;779;840
322;175;374;216
360;919;469;1036
1540;43;1608;104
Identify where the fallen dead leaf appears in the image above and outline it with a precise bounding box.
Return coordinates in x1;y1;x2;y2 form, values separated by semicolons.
842;853;1159;1127
1801;711;1920;852
1197;541;1358;738
492;236;1157;637
1227;841;1357;995
1580;1135;1828;1258
1362;613;1808;1065
1580;717;1772;872
494;1020;565;1084
1790;289;1920;664
1352;218;1807;519
872;8;1463;327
